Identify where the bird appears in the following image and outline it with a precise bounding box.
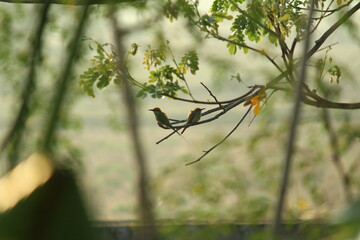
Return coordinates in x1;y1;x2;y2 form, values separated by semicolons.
181;107;205;134
149;107;172;128
149;107;182;134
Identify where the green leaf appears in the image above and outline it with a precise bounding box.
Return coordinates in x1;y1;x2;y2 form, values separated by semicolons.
243;47;249;54
268;33;278;45
227;42;237;55
181;88;189;94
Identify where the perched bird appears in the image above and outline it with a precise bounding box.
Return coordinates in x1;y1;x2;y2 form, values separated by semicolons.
149;107;172;129
181;108;205;134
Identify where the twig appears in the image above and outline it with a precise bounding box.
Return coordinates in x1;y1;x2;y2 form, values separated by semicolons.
165;41;194;100
156;131;177;145
156;90;260;144
162;85;262;105
267;2;360;90
290;0;353;13
310;0;335;34
185;106;252;166
306;1;360;59
200;82;223;110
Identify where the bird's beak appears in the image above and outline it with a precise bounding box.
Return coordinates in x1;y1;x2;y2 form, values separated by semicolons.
148;109;154;111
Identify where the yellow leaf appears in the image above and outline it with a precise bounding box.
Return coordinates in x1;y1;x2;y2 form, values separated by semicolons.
330;76;334;83
250;96;259;106
253;102;261;115
278;14;290;22
297;199;308;211
337;0;342;5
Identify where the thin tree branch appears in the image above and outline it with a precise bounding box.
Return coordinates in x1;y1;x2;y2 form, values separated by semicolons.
267;2;360;89
200;82;223;110
290;0;353;13
111;11;158;240
302;95;360;109
305;1;360;59
157;90;261;144
165;41;194;100
309;0;335;34
162;85;262;105
272;0;315;236
41;5;89;152
211;33;285;74
228;0;278;37
185;106;252;166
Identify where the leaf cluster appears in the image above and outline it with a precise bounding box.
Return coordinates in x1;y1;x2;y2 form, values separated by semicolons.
79;38;120;97
137;44;199;98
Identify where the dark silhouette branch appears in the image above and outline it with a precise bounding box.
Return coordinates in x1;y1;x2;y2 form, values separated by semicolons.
41;5;89;152
162;85;262;105
185;106;252;166
302;96;360;109
0;4;50;167
200;82;223;110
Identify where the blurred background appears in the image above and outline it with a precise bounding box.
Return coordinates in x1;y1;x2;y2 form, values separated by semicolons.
0;1;360;239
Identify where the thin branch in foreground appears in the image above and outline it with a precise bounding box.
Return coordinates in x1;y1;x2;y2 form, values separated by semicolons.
156;131;177;145
272;0;315;236
41;5;89;152
185;106;252;166
0;4;50;166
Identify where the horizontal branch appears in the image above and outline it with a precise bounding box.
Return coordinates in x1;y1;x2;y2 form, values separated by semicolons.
162;85;262;105
302;97;360;109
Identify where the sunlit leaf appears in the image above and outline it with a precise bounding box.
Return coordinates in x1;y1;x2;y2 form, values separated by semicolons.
227;42;237;55
278;14;290;22
254;102;261;115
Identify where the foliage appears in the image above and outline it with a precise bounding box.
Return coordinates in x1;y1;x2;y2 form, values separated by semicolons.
1;1;360;239
80;38;199;99
79;39;121;97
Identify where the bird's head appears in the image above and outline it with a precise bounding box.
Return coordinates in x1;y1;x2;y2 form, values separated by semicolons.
149;107;162;114
195;108;205;112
